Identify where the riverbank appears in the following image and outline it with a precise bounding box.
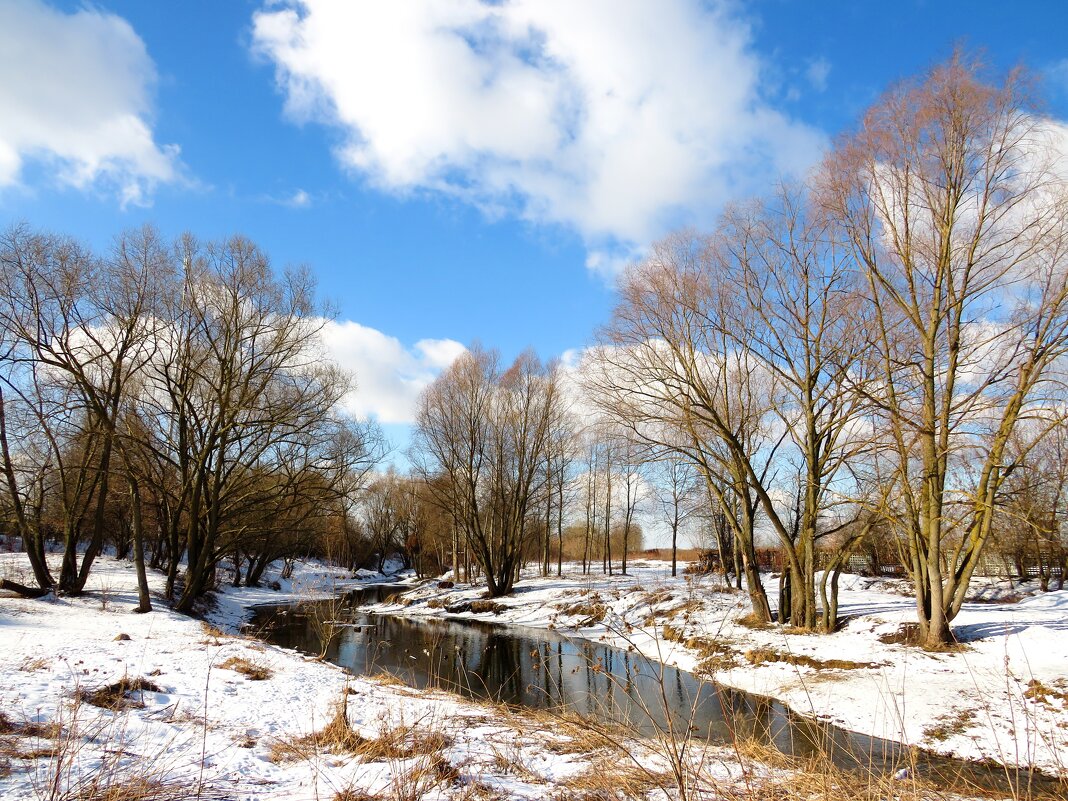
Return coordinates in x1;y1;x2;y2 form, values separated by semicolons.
0;553;774;801
367;561;1068;778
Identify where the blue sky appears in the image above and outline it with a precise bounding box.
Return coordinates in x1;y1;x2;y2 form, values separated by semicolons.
3;0;1068;453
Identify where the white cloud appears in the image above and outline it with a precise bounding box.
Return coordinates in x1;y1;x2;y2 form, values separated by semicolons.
806;57;831;92
320;320;465;424
1046;58;1068;96
252;0;825;275
0;0;179;205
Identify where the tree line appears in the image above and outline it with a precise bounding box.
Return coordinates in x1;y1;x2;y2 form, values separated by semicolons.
0;226;380;612
412;54;1068;649
3;55;1067;652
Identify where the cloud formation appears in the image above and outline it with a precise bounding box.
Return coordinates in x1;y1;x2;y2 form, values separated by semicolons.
0;0;179;206
252;0;825;274
320;320;465;424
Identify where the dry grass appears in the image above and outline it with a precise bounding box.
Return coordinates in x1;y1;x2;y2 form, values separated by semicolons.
469;600;506;614
20;656;50;672
270;695;452;765
369;671;407;687
667;599;704;618
24;697;232;801
662;622;685;643
743;647;878;671
60;775;214;801
564;755;669;799
78;678;163;711
199;622;228;639
0;710;61;740
922;707;976;742
1024;679;1068;708
559;599;608;623
217;655;273;681
736;612;772;630
332;788;378;801
642;589;672;606
0;710;60;764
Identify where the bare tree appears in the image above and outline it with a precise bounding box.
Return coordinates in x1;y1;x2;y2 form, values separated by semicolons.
0;226;167;597
821;53;1068;646
414;346;559;597
652;454;700;577
583;234;776;622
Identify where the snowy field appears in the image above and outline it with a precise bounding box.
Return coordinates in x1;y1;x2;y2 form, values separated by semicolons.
2;553;1066;800
370;561;1068;777
0;554;762;801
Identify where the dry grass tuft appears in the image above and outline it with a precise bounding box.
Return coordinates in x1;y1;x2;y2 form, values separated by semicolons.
199;622;227;639
271;695;451;765
369;671;406;687
1024;678;1068;708
469;599;506;614
0;710;60;763
65;775;210;801
78;677;163;711
19;656;50;672
662;622;685;642
218;655;273;681
877;622;921;645
560;598;608;623
743;647;877;671
333;788;378;801
564;756;668;799
736;612;771;630
922;707;976;742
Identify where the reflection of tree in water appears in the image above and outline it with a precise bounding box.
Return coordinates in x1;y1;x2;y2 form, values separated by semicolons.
250;603;1064;797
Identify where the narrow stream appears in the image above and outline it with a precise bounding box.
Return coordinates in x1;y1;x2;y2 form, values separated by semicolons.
251;583;1064;797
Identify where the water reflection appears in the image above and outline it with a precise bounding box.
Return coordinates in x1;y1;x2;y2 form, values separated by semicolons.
251;586;1064;796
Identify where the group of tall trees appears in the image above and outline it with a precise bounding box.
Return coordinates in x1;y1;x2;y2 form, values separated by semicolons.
581;55;1068;647
408;56;1068;649
3;56;1067;651
0;226;380;612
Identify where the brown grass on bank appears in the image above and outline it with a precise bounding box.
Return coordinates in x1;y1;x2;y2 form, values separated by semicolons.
270;694;452;764
729;736;1068;801
565;755;669;799
469;600;506;614
332;788;377;801
743;647;878;671
0;714;58;763
218;655;273;681
559;598;607;623
0;709;61;740
78;677;163;711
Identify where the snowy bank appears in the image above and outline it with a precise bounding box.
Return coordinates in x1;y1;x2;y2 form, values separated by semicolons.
367;562;1068;777
0;554;770;801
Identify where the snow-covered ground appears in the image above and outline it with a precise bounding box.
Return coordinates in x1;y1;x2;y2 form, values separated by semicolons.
0;554;762;801
368;562;1068;778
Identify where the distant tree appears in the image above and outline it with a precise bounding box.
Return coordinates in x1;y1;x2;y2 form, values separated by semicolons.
414;346;559;597
653;455;701;577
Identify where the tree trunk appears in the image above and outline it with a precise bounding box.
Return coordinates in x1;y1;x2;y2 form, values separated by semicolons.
127;473;152;613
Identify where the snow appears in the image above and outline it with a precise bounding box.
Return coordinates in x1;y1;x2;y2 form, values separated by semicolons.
205;558;414;633
0;554;759;801
367;561;1068;777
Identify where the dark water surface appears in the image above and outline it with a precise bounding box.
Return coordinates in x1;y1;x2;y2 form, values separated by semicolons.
251;583;1064;797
